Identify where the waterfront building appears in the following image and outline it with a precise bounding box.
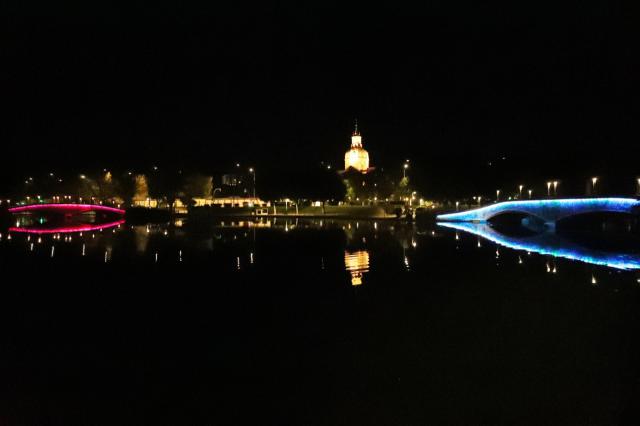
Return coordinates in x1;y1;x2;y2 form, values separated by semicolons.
191;196;267;208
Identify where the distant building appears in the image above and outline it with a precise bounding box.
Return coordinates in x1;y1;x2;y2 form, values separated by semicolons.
222;174;242;186
191;196;267;208
344;121;371;173
220;173;250;196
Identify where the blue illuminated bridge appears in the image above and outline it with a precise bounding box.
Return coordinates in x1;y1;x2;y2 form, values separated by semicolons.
437;198;640;225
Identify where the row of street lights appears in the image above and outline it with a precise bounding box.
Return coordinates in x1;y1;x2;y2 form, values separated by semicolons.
489;176;640;206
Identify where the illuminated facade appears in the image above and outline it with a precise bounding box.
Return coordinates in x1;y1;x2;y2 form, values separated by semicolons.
344;122;370;173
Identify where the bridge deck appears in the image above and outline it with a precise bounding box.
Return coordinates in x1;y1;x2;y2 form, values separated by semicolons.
437;198;640;223
8;203;126;215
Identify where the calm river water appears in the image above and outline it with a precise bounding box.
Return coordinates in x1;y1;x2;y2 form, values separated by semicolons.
1;216;640;424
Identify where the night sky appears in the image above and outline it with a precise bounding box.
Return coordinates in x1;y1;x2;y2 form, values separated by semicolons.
2;1;638;194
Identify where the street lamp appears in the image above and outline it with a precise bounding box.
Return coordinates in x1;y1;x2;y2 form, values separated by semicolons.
518;185;524;198
249;168;256;198
403;162;409;179
591;177;598;196
553;181;559;197
637;178;640;196
547;181;552;198
456;201;460;211
496;189;500;202
528;189;532;199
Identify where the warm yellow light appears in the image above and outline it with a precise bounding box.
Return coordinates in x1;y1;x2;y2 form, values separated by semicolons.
345;250;369;286
344;129;370;172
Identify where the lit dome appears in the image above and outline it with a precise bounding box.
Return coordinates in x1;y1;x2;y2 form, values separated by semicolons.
344;124;370;173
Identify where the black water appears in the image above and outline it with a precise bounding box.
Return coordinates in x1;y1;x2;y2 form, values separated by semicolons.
1;217;640;425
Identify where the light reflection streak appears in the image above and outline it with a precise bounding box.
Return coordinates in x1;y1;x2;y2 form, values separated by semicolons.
9;220;125;235
344;250;370;286
438;222;640;270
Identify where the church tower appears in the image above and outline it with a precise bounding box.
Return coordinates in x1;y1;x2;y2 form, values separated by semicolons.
344;120;370;173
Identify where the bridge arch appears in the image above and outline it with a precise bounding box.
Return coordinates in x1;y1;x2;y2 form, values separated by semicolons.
8;203;125;215
486;209;546;223
437;198;640;225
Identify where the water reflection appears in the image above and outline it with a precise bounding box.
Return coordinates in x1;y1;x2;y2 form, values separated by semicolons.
439;222;640;270
344;250;370;286
9;219;125;234
3;213;639;289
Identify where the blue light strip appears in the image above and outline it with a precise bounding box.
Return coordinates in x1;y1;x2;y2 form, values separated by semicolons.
438;221;640;270
437;198;640;222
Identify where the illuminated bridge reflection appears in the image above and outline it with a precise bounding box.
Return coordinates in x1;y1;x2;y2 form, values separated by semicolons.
9;220;125;235
438;222;640;270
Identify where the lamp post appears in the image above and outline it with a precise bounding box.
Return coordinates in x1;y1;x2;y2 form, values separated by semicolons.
249;168;256;198
403;162;409;179
528;189;532;199
553;181;559;197
518;185;524;198
637;178;640;196
456;201;460;211
547;181;552;198
496;189;500;202
591;177;598;196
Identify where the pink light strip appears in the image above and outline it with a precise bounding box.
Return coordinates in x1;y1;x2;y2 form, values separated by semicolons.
9;220;125;235
8;203;125;215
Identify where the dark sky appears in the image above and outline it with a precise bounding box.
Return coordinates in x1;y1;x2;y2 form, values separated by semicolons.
2;1;638;189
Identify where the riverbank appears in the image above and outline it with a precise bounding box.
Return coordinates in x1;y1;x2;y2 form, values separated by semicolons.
121;205;444;224
124;207;172;224
189;205;398;221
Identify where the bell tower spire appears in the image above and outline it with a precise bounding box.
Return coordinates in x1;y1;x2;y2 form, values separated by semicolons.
351;120;362;148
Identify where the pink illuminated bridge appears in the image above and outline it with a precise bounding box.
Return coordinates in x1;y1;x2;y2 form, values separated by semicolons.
8;203;125;215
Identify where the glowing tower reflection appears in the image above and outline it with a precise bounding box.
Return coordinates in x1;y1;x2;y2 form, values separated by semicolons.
344;250;370;286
